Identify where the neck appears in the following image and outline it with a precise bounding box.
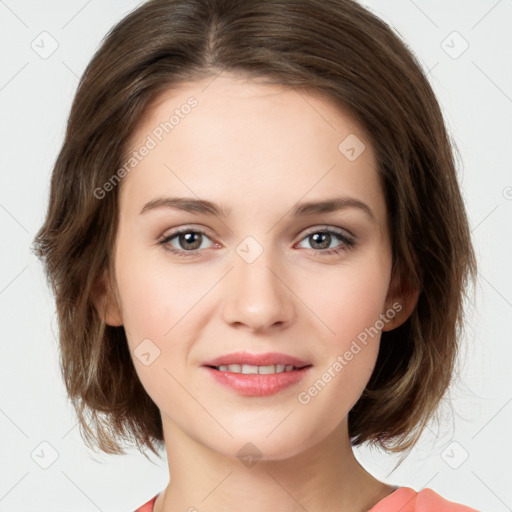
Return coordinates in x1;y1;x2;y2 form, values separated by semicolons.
154;418;395;512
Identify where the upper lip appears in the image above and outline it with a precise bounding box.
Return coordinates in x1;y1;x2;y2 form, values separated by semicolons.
203;351;311;368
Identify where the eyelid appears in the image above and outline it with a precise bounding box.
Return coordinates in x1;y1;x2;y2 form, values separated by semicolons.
299;224;355;240
160;224;216;240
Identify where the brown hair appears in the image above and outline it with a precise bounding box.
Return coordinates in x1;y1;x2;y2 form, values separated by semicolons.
32;0;477;459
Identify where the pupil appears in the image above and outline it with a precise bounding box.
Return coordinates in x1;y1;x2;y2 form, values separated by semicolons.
311;232;330;249
180;232;201;250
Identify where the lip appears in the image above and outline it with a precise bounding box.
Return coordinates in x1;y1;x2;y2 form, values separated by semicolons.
202;351;311;368
205;366;311;396
202;351;312;397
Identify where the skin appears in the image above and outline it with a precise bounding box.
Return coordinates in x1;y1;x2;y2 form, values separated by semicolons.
94;72;418;512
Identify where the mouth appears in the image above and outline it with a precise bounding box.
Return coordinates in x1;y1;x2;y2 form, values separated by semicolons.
202;352;312;396
207;363;309;374
202;351;311;369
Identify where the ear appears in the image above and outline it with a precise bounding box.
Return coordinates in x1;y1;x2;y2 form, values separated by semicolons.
381;265;420;332
91;269;123;326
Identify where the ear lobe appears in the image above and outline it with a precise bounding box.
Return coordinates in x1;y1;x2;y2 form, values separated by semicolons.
382;268;420;332
91;269;123;327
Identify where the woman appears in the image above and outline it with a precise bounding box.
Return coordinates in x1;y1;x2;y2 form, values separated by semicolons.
32;1;479;510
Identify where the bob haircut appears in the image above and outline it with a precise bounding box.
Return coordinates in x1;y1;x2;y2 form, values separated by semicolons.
32;0;477;458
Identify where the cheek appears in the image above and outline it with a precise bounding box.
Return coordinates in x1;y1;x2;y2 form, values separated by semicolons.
114;260;199;416
294;254;391;413
114;244;229;404
116;247;207;345
305;255;391;351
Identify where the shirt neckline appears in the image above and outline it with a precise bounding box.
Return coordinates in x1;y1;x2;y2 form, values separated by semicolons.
144;486;410;511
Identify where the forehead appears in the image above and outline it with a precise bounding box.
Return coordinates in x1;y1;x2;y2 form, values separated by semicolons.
133;73;369;151
119;72;384;225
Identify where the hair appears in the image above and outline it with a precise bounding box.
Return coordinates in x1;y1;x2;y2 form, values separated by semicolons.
32;0;477;460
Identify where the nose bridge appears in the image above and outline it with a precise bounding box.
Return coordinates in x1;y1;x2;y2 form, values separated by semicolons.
222;235;294;330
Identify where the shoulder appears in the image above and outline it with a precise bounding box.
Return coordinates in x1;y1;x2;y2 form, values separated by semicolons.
369;487;480;512
133;494;158;512
415;488;480;512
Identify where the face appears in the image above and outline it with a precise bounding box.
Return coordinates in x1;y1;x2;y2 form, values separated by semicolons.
102;72;402;461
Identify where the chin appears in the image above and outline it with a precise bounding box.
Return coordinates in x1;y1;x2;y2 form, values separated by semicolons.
202;423;328;464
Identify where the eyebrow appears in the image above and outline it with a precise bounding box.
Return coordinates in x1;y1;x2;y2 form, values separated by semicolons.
139;195;376;222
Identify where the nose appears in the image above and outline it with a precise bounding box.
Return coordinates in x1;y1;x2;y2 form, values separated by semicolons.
221;244;295;333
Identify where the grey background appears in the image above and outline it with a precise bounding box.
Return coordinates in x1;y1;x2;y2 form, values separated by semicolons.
0;1;511;511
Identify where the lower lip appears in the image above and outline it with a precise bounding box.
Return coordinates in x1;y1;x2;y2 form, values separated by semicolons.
204;366;311;396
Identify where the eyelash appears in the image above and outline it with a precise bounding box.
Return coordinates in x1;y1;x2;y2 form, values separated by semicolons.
158;226;356;259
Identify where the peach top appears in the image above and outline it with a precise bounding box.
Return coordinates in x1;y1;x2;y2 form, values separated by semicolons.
368;487;479;511
134;487;479;511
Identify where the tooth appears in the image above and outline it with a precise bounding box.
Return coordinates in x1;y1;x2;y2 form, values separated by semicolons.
217;363;298;374
241;364;259;374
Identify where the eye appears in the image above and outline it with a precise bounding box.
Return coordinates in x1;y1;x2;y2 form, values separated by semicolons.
296;227;356;256
159;227;216;257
